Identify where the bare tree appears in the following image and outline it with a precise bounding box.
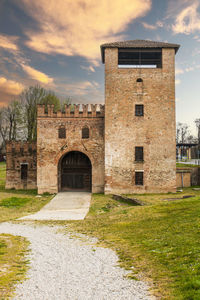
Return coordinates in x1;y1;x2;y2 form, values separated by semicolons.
195;118;200;144
176;122;190;143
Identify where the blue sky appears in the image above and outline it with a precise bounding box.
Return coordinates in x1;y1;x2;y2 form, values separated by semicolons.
0;0;199;136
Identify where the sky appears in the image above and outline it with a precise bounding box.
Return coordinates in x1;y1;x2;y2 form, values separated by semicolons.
0;0;199;136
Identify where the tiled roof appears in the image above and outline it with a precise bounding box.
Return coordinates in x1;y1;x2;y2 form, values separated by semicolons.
100;39;180;63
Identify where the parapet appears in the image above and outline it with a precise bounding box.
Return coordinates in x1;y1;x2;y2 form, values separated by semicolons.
37;104;105;118
6;141;37;154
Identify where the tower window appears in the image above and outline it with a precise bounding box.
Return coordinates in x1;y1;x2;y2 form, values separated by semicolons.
136;78;143;82
58;127;66;139
21;164;28;180
118;48;162;68
135;105;144;116
135;171;143;185
135;147;144;162
82;127;89;139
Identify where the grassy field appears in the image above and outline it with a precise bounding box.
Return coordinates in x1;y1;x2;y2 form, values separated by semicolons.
176;162;200;168
1;160;200;299
67;190;200;299
0;162;53;298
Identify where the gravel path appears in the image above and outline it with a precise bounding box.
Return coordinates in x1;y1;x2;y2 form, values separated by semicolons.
0;222;155;300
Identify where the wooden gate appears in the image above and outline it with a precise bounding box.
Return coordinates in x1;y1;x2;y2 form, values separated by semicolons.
61;151;91;191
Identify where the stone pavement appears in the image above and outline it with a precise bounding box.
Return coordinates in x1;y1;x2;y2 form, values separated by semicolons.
19;192;91;221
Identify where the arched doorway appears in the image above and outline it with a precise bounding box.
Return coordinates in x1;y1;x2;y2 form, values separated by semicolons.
60;151;92;191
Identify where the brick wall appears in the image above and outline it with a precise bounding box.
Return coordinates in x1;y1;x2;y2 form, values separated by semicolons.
6;141;37;189
104;48;176;194
37;104;105;194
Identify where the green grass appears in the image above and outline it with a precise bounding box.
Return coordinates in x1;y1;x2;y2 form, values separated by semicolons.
176;163;200;168
0;234;29;299
65;190;200;299
0;197;32;208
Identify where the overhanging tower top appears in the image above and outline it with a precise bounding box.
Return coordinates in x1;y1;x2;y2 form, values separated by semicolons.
100;39;180;63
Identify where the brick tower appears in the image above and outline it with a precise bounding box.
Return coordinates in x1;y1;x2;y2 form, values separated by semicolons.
101;40;180;194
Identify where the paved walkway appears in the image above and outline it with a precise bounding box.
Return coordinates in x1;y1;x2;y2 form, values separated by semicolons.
19;192;91;221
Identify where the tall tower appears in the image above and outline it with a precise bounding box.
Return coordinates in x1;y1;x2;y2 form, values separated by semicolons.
101;40;180;194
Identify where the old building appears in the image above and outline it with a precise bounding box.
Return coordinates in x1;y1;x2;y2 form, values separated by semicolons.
6;40;180;194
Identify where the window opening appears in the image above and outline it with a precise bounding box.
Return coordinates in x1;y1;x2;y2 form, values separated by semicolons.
136;78;143;82
135;105;144;116
135;171;143;185
59;127;66;139
118;48;162;68
135;147;144;161
21;164;28;180
82;127;89;139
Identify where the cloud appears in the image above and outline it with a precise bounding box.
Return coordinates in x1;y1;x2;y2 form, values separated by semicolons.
175;79;181;85
141;22;157;30
172;1;200;34
81;65;95;73
21;64;53;84
175;67;184;75
141;21;164;30
17;0;151;63
0;77;24;104
64;81;96;96
0;34;18;50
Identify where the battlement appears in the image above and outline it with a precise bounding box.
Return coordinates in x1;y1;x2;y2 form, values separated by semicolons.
37;104;105;118
6;141;37;154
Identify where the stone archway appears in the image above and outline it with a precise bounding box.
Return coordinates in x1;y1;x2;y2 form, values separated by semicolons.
59;151;92;191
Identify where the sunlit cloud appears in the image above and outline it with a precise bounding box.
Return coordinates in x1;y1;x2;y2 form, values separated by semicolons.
21;64;54;84
172;1;200;34
0;77;24;104
176;67;184;75
17;0;151;63
0;34;18;50
141;21;164;30
175;79;181;85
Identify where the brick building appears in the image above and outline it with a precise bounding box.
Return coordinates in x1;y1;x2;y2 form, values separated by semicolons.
6;40;180;194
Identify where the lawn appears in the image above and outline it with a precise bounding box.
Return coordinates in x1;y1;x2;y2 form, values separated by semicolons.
0;162;53;298
67;189;200;300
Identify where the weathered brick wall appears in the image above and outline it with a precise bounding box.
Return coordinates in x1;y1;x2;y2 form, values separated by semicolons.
6;141;37;189
37;104;104;194
104;48;176;193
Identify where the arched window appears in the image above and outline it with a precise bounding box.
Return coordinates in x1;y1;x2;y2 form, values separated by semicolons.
136;78;143;82
58;127;66;139
82;127;89;139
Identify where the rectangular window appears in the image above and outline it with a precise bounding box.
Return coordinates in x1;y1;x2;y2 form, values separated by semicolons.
118;48;162;68
135;171;143;185
59;127;66;139
21;164;28;180
135;105;144;116
135;147;143;162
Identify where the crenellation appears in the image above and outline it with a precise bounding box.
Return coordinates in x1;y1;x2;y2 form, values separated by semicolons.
37;103;105;118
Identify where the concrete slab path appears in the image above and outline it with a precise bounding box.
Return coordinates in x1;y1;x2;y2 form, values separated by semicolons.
19;192;91;221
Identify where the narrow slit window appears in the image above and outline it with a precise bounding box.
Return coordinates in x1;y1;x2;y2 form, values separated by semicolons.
58;127;66;139
21;164;28;180
135;147;144;161
82;127;89;139
135;105;144;116
135;171;143;185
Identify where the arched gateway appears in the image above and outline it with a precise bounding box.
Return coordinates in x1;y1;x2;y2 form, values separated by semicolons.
59;151;92;191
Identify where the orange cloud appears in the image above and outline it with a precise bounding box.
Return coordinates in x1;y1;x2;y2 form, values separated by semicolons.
0;77;24;104
18;0;151;63
21;64;54;84
0;34;18;50
172;1;200;34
